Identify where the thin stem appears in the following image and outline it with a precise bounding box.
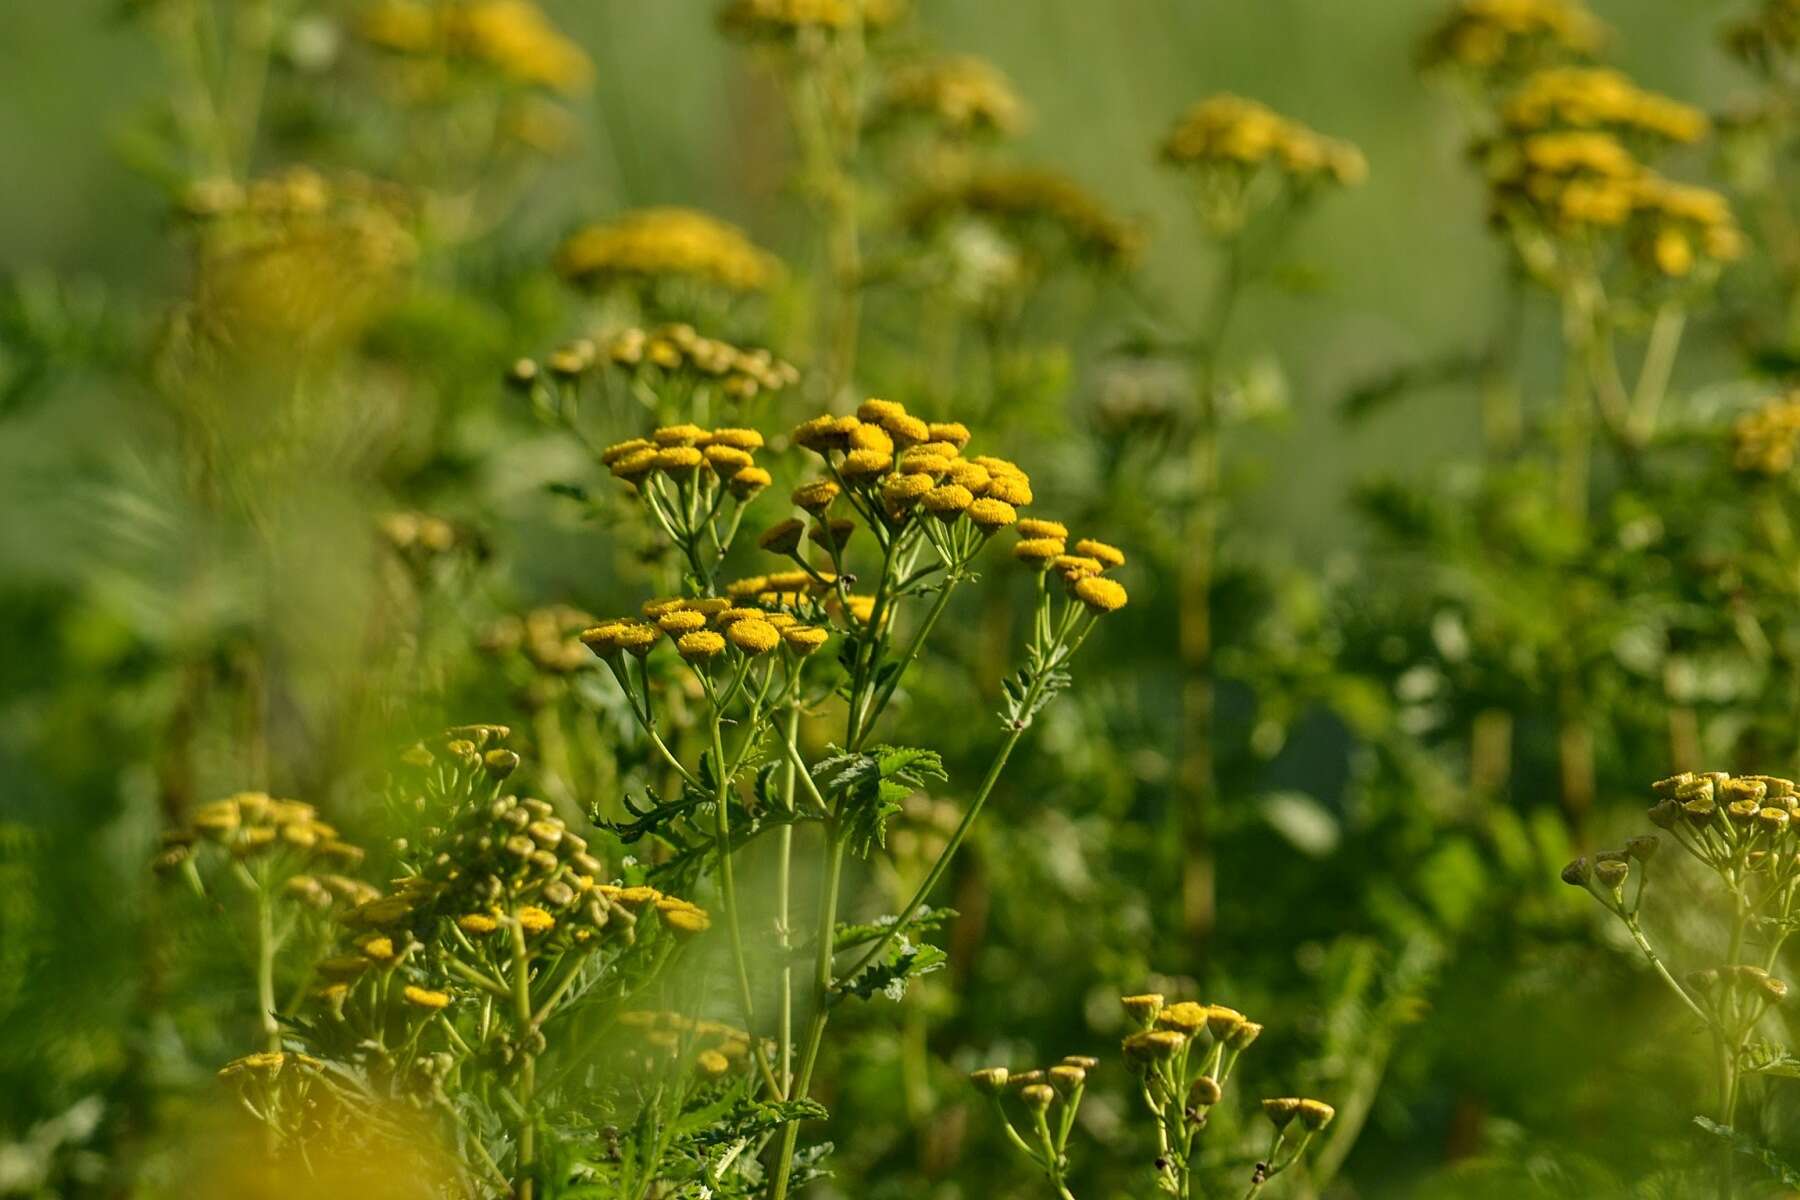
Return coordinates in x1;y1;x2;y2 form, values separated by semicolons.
1621;913;1714;1029
768;830;846;1200
710;712;784;1097
842;700;1035;987
510;920;536;1200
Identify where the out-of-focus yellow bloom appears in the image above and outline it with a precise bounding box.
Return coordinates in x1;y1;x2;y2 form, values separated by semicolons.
556;208;779;293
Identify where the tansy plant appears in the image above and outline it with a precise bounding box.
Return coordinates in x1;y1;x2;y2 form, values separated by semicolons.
1564;771;1800;1193
972;993;1333;1200
163;726;798;1200
577;397;1130;1197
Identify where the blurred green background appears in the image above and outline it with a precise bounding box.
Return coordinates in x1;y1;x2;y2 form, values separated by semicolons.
2;1;1789;1198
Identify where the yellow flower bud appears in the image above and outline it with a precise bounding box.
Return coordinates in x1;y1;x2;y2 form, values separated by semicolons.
759;518;807;554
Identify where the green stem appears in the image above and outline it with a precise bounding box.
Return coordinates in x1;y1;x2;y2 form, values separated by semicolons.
255;887;279;1053
711;713;784;1097
510;920;536;1200
841;713;1030;986
768;830;846;1200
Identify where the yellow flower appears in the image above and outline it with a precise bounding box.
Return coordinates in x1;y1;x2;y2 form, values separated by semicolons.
792;479;841;512
653;446;704;474
1074;538;1126;568
1053;554;1104;579
1154;1000;1208;1034
985;473;1033;505
657;610;709;636
842;448;893;478
759;518;807;555
403;985;451;1010
677;631;727;661
696;1048;732;1076
656;896;712;935
857;398;907;424
946;461;992;494
923;484;974;518
727;619;781;655
357;935;397;962
729;466;772;498
704;445;755;478
1014;538;1065;568
518;906;556;934
967;498;1018;531
1297;1099;1336;1131
783;625;829;655
881;473;933;511
458;913;499;935
610;448;659;482
1072;575;1129;614
710;427;765;451
555;207;778;292
928;421;972;447
653;423;707;446
876;54;1027;138
899;452;952;479
1016;518;1069;541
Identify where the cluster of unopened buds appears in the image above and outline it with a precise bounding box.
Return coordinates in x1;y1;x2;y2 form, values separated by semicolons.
1161;95;1367;188
969;1056;1096;1199
1732;392;1800;476
157;791;365;876
1563;771;1798;1104
975;992;1332;1197
616;1010;756;1077
1120;992;1332;1198
518;323;799;407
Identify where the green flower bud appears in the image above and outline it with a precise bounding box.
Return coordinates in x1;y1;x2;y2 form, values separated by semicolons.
1262;1098;1302;1129
969;1067;1010;1096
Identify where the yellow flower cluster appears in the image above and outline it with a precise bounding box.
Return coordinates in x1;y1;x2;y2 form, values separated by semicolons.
284;872;382;912
1121;994;1263;1067
1161;95;1367;187
787;399;1032;529
873;55;1026;139
1501;67;1707;143
555;208;780;294
599;423;774;497
479;604;598;674
1732;393;1800;475
582;596;830;666
1011;519;1130;614
538;324;799;403
1487;131;1743;275
377;511;461;558
183;167;417;346
1421;0;1607;76
1629;177;1745;277
617;1010;753;1073
158;792;365;872
906;169;1144;269
717;0;907;39
361;0;594;95
1645;772;1800;861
